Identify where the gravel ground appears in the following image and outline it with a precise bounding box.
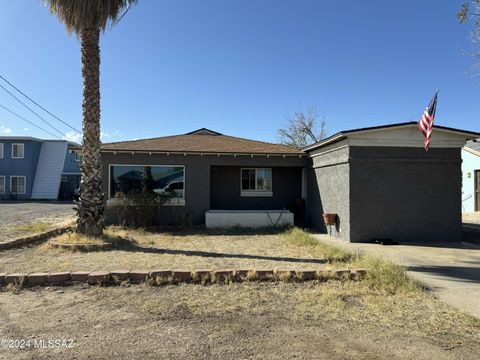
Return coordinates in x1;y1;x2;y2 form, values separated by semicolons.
0;202;76;242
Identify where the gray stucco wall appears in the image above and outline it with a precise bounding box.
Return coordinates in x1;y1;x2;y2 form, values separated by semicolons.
306;145;350;241
101;152;307;225
348;147;462;243
210;166;302;210
306;145;463;243
0;139;42;200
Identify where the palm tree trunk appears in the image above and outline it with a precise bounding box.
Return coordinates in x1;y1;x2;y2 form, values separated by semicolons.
77;27;104;236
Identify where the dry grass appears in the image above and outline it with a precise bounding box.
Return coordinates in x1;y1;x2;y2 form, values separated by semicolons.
350;255;423;294
1;282;480;359
283;227;353;262
0;226;340;272
2;227;480;357
0;227;428;301
98;282;480;340
16;221;50;233
51;232;109;246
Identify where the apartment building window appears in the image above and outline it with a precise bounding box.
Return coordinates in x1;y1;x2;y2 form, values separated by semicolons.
10;176;26;194
12;143;25;159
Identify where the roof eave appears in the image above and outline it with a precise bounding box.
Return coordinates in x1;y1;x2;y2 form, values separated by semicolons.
303;122;480;152
98;149;304;157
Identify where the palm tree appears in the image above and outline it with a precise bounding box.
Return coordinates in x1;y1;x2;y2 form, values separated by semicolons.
46;0;137;236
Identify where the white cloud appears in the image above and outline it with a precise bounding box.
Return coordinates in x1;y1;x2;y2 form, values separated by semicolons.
100;131;111;140
0;126;12;134
64;131;82;143
64;130;123;143
23;127;30;132
101;130;122;142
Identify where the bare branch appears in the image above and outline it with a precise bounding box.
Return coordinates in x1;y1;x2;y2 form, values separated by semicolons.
277;106;328;148
459;1;480;71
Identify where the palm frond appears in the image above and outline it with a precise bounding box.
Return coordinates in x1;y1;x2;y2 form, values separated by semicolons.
45;0;137;33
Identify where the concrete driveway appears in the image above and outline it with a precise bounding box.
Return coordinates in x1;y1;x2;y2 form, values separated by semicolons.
314;234;480;319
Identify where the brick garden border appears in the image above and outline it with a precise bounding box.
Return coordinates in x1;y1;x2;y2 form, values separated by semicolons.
0;268;367;288
0;225;74;251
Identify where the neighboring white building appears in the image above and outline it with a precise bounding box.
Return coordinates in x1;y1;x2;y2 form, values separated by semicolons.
462;140;480;213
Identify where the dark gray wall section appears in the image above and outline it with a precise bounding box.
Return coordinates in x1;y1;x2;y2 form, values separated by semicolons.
101;152;307;224
348;147;462;243
210;166;302;210
307;146;350;241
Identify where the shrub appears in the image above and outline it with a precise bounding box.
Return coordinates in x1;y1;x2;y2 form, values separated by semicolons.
111;191;172;227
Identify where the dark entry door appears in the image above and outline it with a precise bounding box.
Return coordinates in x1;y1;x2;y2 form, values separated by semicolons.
476;171;480;211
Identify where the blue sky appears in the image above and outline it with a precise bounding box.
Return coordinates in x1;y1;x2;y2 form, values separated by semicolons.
0;1;478;143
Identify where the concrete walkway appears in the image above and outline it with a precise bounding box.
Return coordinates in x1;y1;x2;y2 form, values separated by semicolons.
314;234;480;319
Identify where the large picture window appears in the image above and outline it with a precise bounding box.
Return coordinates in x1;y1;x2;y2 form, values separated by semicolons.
241;168;272;196
109;165;185;199
0;176;5;194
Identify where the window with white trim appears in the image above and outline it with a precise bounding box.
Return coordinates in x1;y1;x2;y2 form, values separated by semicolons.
241;168;272;196
0;143;3;158
10;176;26;194
0;176;5;194
12;143;24;159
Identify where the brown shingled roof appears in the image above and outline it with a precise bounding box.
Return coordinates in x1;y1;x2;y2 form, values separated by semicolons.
101;129;302;155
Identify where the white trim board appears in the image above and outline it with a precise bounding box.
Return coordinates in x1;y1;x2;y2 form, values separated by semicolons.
463;146;480;158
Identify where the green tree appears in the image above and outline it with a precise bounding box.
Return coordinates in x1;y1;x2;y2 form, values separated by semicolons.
45;0;137;236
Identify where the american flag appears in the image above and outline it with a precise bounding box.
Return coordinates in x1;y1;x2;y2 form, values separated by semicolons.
418;91;438;151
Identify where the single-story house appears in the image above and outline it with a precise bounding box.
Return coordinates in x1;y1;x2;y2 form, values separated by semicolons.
0;137;80;200
97;123;480;243
101;128;308;227
462;140;480;212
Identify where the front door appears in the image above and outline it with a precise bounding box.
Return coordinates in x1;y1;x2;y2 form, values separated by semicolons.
476;170;480;211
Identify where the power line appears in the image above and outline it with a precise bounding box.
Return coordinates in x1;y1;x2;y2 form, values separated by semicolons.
0;103;62;140
0;82;66;138
0;75;82;134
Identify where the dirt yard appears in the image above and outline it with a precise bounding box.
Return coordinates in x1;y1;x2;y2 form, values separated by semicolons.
1;228;479;359
0;203;75;242
0;281;479;360
0;227;349;273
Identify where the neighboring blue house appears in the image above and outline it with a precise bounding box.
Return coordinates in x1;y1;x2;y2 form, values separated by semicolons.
462;140;480;213
0;136;81;200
